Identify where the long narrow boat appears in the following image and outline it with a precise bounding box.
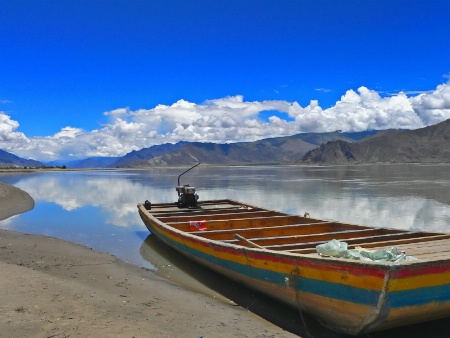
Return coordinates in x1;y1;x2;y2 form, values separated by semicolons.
138;199;450;335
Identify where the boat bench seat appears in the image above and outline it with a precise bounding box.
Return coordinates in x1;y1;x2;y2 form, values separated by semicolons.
156;210;282;223
224;228;396;246
187;221;340;238
167;215;322;232
270;233;450;252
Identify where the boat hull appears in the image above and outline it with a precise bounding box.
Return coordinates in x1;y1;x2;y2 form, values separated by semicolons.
138;201;450;335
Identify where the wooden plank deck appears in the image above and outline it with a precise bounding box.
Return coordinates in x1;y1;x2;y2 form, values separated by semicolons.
144;200;450;262
166;215;310;232
372;238;450;259
290;234;450;255
189;221;339;240
156;210;282;222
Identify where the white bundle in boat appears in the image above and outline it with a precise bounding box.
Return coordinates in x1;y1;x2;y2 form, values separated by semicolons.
316;239;417;263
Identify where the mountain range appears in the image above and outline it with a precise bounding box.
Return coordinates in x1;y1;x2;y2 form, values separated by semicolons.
0;148;44;168
109;130;378;168
302;118;450;164
1;119;449;168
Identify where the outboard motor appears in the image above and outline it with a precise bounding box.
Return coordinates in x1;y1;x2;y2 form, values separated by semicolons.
176;184;199;208
176;163;200;208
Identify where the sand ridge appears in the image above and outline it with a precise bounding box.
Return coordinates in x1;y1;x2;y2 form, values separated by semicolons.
0;182;34;221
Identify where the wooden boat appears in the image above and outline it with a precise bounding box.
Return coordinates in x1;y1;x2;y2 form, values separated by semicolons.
138;198;450;335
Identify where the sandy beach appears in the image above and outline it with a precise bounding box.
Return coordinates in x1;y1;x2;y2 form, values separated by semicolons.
0;183;297;338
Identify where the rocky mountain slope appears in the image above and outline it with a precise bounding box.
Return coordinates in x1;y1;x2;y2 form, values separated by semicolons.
112;131;376;168
0;149;44;168
302;119;450;164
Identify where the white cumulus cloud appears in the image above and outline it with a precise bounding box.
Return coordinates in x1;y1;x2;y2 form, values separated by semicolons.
54;126;84;139
1;80;450;162
411;82;450;125
0;112;28;142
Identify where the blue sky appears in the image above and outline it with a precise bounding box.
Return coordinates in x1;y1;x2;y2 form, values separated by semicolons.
1;0;450;162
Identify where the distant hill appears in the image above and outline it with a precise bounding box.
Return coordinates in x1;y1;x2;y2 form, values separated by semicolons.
121;139;315;167
112;131;378;167
288;130;378;145
59;157;122;169
112;142;189;167
301;119;450;164
0;148;44;168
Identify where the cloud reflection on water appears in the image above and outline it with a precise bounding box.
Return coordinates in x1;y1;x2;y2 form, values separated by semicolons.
1;165;450;337
5;165;450;232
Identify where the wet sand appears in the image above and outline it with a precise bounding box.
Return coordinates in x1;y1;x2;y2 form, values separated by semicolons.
0;183;296;337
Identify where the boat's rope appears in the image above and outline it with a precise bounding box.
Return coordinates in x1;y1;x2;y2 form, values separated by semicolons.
353;270;392;335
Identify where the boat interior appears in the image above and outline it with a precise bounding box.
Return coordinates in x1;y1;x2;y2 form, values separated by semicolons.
143;199;450;260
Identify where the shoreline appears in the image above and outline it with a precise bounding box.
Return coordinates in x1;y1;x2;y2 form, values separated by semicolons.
0;183;296;337
0;182;35;221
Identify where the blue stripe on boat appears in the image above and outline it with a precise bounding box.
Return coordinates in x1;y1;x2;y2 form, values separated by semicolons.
295;278;380;306
388;284;450;307
152;224;381;306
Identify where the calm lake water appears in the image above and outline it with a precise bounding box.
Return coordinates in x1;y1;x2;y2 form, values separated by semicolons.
2;164;450;337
